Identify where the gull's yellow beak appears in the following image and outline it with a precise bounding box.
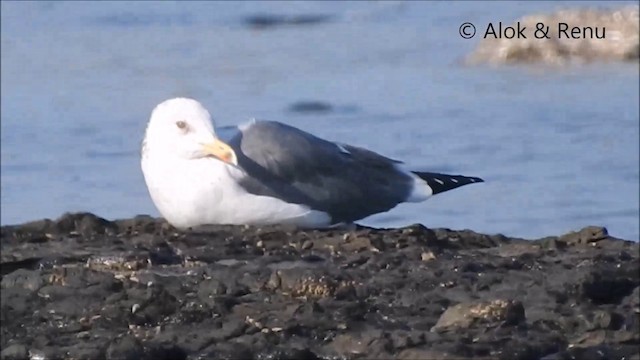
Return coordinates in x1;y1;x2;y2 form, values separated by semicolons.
201;139;238;166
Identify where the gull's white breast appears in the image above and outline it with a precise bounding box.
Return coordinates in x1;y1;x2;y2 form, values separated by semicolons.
141;154;330;228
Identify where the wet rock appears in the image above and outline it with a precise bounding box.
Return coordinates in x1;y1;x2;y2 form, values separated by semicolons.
1;214;638;359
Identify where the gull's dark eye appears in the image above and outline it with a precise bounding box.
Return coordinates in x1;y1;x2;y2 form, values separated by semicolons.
176;121;188;130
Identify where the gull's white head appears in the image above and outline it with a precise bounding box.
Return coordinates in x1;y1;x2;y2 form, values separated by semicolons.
142;98;237;165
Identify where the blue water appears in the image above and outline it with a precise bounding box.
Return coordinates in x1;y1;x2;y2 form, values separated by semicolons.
1;1;638;240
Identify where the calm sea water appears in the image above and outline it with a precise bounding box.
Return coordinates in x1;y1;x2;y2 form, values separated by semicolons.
1;1;638;240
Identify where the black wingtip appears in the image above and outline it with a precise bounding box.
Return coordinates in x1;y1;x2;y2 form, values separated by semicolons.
412;171;484;195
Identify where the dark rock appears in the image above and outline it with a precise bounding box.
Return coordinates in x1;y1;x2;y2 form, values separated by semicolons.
579;263;637;304
0;343;27;360
543;344;640;360
130;286;179;325
146;343;187;360
396;348;460;359
537;236;567;250
1;214;638;359
106;336;144;360
433;227;506;249
54;212;118;236
264;347;319;360
198;279;228;301
559;226;609;245
198;342;253;360
1;269;43;292
589;310;625;330
115;215;166;235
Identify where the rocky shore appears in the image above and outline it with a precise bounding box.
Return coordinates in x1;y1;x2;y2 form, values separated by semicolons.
1;212;638;360
467;6;639;66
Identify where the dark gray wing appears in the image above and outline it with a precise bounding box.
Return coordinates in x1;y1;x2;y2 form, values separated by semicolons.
227;120;415;223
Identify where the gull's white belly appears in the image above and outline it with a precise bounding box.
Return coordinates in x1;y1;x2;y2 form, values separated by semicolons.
142;156;330;228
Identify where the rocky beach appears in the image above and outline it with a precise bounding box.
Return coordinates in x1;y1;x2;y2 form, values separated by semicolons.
1;212;638;359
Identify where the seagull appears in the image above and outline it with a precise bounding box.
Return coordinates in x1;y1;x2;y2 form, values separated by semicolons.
141;98;483;229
